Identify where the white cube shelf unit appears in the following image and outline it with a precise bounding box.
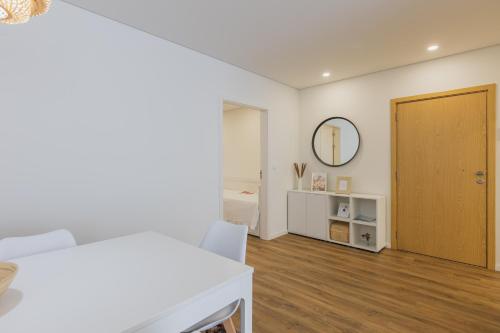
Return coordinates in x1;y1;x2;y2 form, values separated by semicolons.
287;190;386;252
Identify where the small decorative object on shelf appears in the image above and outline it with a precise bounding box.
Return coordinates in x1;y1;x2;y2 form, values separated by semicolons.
355;214;376;223
293;162;307;191
361;232;372;246
336;176;352;194
311;172;327;192
337;202;350;218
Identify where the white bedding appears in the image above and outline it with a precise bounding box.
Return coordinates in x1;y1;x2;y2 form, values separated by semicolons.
223;189;260;229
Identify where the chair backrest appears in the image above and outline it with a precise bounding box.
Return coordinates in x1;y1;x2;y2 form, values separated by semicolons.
0;229;77;261
200;220;248;263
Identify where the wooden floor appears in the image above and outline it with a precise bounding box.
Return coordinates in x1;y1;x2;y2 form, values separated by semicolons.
233;234;500;333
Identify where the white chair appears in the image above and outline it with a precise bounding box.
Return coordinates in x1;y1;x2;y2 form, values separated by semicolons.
183;220;248;333
0;229;77;261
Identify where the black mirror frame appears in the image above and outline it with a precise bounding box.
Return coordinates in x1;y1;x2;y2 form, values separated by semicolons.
311;117;361;167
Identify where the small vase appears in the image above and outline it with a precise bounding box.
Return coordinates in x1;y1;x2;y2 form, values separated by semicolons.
297;177;303;191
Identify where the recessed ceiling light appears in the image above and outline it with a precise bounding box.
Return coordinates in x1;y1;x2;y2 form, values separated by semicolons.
427;44;439;52
322;72;331;78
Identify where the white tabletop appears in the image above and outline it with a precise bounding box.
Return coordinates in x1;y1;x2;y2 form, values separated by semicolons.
0;232;253;333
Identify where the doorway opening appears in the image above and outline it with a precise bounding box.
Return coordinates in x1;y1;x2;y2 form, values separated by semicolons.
220;101;268;238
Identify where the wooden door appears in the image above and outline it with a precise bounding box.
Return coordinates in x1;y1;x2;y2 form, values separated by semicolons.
392;85;496;268
331;126;341;165
315;125;341;165
317;126;333;164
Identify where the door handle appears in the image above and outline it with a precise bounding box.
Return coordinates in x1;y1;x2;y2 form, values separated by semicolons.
475;170;486;185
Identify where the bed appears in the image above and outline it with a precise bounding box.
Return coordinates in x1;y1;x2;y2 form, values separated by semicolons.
223;189;260;230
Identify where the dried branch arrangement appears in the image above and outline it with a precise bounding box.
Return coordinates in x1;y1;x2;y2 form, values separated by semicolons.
294;163;307;179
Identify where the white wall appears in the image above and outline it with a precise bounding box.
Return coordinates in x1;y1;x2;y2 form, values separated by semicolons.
223;108;261;191
0;1;299;244
299;44;500;268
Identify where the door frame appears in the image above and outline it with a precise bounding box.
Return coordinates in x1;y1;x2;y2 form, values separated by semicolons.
390;84;496;270
219;99;269;239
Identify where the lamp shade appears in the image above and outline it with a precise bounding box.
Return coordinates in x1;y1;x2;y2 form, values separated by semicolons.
31;0;50;16
0;0;50;24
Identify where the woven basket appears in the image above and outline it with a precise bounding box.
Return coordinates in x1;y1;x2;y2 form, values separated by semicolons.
330;222;349;243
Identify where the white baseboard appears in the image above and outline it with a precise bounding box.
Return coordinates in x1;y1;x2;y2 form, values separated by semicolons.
386;242;392;249
261;230;288;241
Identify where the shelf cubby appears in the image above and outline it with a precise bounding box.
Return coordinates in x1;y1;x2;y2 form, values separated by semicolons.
351;197;377;224
328;195;351;219
328;220;350;244
351;224;377;251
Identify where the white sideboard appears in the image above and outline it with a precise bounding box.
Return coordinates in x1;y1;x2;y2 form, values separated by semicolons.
287;190;386;252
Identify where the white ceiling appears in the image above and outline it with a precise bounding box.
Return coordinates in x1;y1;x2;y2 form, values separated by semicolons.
62;0;500;89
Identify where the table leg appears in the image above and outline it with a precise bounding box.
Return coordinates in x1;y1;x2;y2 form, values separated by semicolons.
240;277;253;333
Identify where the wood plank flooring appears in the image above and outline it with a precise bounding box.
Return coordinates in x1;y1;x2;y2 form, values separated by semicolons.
233;234;500;333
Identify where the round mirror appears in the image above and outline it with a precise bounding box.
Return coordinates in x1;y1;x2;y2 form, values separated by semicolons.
312;117;360;167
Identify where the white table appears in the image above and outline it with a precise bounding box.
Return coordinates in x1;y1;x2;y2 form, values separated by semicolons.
0;232;253;332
